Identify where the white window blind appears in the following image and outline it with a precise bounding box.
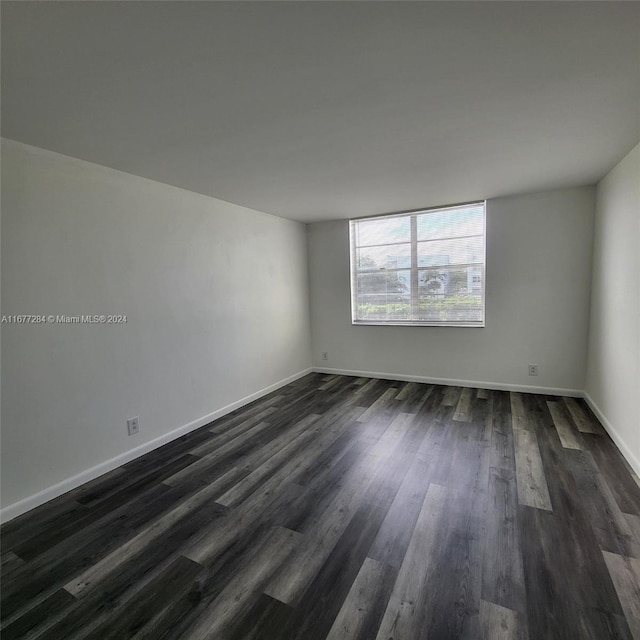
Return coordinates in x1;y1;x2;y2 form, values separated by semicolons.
350;201;486;326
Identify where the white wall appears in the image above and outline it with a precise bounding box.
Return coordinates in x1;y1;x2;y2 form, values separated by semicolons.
1;140;311;514
309;187;595;393
585;144;640;475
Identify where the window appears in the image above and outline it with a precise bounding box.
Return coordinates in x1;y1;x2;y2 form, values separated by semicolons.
350;201;486;326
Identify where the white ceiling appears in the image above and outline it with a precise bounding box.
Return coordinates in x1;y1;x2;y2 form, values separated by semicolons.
2;2;639;223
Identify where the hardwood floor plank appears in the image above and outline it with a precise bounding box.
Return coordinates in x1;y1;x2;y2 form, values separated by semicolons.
179;482;292;567
573;608;635;640
367;450;433;570
547;400;583;450
0;588;77;640
625;513;640;547
479;600;524;640
472;388;493;445
583;434;640;516
63;469;234;597
181;408;365;567
215;413;322;507
563;397;604;435
1;483;183;625
208;395;283;436
510;392;529;431
356;387;399;423
602;551;640;640
288;427;424;640
119;429;215;479
416;432;488;640
192;408;279;456
224;594;297;640
453;387;474;422
283;449;368;540
71;469;130;506
442;385;461;406
130;527;298;640
442;418;489;490
285;416;394;534
482;466;526;613
565;449;640;558
490;391;515;472
165;420;275;486
264;412;415;605
513;426;552;511
290;428;362;490
318;375;354;392
13;454;199;563
0;552;25;576
353;378;392;408
325;557;394;640
278;386;356;431
374;483;448;640
532;405;628;616
407;404;457;487
81;556;203;640
1;497;85;557
182;526;301;640
398;383;434;415
519;505;573;640
19;498;226;640
286;501;391;640
395;381;418;401
520;499;630;640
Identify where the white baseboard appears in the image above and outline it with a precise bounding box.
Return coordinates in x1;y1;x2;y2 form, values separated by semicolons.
583;392;640;480
0;368;313;523
313;366;583;397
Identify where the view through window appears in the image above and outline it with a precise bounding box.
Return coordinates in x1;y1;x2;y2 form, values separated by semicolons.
350;202;486;326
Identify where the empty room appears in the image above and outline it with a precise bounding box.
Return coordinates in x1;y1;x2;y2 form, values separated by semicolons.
1;2;639;639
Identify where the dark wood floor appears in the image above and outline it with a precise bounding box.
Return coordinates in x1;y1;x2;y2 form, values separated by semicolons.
2;374;640;640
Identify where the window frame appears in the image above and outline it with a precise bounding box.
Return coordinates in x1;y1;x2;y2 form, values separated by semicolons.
349;201;486;328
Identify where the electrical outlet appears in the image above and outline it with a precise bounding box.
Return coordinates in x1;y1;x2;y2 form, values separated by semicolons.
127;417;139;436
321;351;328;361
528;364;539;376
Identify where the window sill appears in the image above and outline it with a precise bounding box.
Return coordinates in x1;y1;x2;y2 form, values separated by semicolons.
352;320;485;328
